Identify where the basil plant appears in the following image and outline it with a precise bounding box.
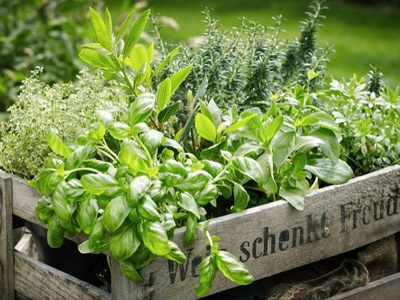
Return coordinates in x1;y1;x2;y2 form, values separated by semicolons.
29;7;353;297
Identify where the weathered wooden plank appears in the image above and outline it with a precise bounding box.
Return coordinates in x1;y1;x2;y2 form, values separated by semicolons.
128;165;400;300
14;250;111;300
0;170;42;225
328;271;400;300
111;258;143;300
0;174;14;300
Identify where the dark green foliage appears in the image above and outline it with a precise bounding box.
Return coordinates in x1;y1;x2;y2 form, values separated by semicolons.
0;0;98;112
154;0;332;115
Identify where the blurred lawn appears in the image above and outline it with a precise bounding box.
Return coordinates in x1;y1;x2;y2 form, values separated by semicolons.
110;0;400;86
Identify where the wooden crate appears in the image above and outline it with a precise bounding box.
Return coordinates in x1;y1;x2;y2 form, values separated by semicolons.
1;165;400;300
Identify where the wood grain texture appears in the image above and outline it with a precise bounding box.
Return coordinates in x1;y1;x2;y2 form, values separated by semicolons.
133;165;400;299
14;250;111;300
328;271;400;300
0;174;14;300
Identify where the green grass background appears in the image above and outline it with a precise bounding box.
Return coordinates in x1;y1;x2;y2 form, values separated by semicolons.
109;0;400;86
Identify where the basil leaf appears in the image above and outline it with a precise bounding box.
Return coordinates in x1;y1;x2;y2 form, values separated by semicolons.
195;255;217;297
110;223;141;261
119;259;143;283
77;198;98;234
216;251;254;285
35;196;54;224
47;129;71;158
81;173;118;195
103;195;130;233
137;194;161;221
47;215;65;248
179;192;200;219
127;175;151;207
141;221;171;255
131;244;155;269
183;212;197;246
128;93;155;127
163;241;186;264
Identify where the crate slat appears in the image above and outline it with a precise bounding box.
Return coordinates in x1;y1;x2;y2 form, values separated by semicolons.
328;271;400;300
0;175;14;300
14;250;111;300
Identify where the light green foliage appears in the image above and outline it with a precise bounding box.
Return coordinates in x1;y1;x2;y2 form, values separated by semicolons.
0;67;128;178
21;2;359;297
321;70;400;176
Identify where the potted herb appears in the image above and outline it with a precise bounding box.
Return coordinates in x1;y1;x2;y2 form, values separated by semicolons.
1;1;398;299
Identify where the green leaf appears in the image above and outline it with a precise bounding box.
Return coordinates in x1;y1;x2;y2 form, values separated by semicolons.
128;93;155;127
108;122;132;140
279;187;306;210
110;223;141;261
52;181;72;228
158;102;180;123
175;170;212;193
232;183;250;212
47;215;65;248
118;140;150;176
232;157;264;185
304;128;340;162
157;77;172;112
272;131;295;167
163;241;187;264
89;7;113;51
141;221;171;255
140;129;163;155
35;169;63;196
81;174;118;196
152;46;181;78
119;259;143;282
305;158;354;184
123;9;150;58
87;122;106;142
196;254;217;297
257;153;278;195
47;129;71;158
127;175;151;207
264;115;284;144
35;196;54;224
131;244;155;269
292;152;307;173
194;184;218;206
88;217;106;249
115;10;135;43
137;194;161;221
216;251;254;285
103;195;130;233
128;44;148;72
65;145;93;170
159;160;188;177
224;114;257;134
179;192;201;219
170;65;192;94
79;49;118;70
77;198;98;234
195;113;217;143
183;212;197;246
